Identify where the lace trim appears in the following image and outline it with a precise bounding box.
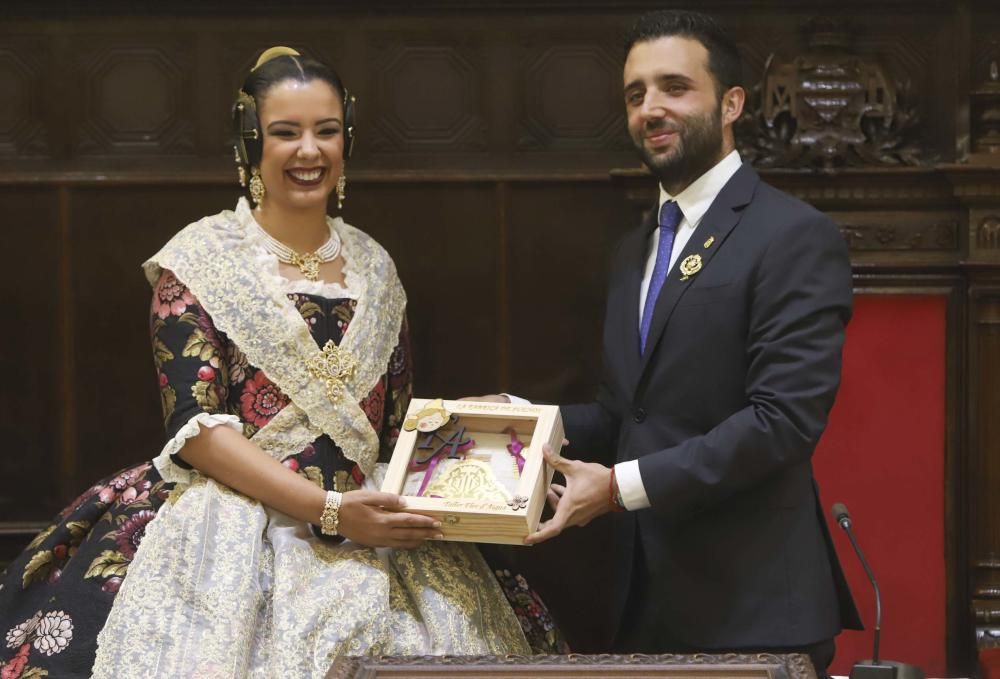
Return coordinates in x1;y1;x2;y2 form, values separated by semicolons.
142;198;406;477
152;413;243;485
93;472;530;677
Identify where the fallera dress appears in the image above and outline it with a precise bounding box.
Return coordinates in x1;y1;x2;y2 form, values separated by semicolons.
0;198;565;679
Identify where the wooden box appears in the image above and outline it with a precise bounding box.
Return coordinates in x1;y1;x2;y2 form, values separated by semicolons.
381;398;564;545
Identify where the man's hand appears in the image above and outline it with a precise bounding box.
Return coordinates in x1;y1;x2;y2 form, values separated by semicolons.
457;394;511;403
524;445;614;545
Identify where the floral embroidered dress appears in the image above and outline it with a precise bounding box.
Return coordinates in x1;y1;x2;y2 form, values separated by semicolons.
0;199;565;679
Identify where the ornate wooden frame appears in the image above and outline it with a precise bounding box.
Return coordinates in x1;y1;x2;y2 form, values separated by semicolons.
326;653;817;679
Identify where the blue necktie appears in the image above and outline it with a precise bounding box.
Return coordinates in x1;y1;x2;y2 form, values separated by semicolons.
639;200;683;354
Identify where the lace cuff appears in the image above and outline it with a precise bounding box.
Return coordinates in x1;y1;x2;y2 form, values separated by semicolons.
152;412;243;485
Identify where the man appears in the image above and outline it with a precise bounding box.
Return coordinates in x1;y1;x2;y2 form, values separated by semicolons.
480;9;862;674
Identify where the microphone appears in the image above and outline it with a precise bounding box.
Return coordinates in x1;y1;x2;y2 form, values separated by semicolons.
831;502;924;679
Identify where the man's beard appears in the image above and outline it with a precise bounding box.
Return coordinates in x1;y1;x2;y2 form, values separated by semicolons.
633;106;724;190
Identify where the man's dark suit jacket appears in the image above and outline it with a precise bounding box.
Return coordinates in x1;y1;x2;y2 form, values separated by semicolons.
561;163;862;651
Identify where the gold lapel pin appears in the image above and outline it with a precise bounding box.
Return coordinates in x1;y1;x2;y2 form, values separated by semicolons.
703;236;715;249
679;254;703;281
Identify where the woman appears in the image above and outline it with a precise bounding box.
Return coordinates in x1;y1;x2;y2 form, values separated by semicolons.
0;48;563;679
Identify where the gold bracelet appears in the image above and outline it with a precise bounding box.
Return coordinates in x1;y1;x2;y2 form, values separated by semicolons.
320;490;343;536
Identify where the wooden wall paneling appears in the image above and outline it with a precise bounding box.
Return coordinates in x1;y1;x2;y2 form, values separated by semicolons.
66;186;235;493
824;209;964;268
493;179;629;653
0;37;50;158
0;187;62;521
969;280;1000;650
505;180;624;403
70;33;197;157
343;181;501;398
0;1;998;670
943;277;973;672
967;4;1000;161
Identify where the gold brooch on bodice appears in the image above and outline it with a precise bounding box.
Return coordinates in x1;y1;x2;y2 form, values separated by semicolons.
307;340;357;402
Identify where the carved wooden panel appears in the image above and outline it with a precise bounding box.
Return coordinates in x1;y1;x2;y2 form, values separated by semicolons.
327;652;817;679
368;38;487;152
74;41;195;155
517;39;628;151
0;43;48;157
973;210;1000;260
969;12;1000;159
825;210;962;267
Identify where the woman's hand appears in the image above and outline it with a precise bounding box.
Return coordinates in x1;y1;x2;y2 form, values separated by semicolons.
337;490;443;549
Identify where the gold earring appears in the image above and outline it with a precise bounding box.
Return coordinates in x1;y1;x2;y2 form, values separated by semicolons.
336;174;347;210
233;146;247;187
249;167;265;206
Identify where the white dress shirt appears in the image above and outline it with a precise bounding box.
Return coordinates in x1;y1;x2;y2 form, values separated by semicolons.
616;149;743;510
509;150;743;511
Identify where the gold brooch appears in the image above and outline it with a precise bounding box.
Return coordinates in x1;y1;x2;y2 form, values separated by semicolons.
703;236;715;249
307;340;357;402
679;254;703;278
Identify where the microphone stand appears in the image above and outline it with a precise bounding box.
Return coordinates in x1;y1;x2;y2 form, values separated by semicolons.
831;503;924;679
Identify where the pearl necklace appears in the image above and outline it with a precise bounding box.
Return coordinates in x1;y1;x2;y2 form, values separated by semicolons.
253;220;342;281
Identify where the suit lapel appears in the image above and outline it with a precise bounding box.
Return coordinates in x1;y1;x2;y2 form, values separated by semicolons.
636;163;760;380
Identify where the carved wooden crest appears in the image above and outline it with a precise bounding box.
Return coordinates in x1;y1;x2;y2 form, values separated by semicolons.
738;19;922;169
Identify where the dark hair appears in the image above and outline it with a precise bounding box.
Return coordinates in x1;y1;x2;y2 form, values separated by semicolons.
624;10;743;98
232;52;354;206
242;53;347;106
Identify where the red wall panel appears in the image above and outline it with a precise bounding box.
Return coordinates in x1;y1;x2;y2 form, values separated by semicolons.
814;294;948;677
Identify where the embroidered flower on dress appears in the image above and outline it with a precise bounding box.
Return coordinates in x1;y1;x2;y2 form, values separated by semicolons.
360;380;386;431
388;343;407;377
152;271;195;319
32;611;73;656
240;371;289;428
1;644;30;679
114;510;157;559
5;613;41;648
99;464;152;505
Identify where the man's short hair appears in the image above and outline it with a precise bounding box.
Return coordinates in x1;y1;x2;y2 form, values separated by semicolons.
624;10;743;99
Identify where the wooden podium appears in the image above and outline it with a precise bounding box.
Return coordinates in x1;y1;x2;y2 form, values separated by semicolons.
327;653;817;678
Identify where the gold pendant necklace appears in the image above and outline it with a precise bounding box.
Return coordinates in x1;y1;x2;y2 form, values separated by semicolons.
253;221;342;281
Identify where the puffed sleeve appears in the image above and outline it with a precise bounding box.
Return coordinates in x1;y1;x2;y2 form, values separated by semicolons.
149;268;243;484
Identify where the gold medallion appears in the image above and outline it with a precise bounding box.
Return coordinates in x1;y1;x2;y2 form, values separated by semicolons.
679;254;703;277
